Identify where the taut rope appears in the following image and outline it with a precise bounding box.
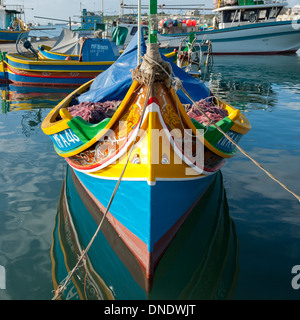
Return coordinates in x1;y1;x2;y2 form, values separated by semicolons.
144;54;300;202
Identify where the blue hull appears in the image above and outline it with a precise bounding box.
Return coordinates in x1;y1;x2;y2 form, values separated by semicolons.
74;169;215;253
51;166;239;299
0;30;29;43
7;58;112;72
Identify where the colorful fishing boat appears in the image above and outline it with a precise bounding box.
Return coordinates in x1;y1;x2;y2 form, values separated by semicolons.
42;4;251;280
0;1;30;44
4;38;120;87
36;28;177;63
37;44;79;61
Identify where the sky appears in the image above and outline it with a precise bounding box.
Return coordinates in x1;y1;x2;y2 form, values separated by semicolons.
3;0;300;23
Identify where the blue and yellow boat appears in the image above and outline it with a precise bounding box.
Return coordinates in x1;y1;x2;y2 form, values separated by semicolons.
37;44;80;61
36;28;83;61
42;17;250;280
4;38;120;87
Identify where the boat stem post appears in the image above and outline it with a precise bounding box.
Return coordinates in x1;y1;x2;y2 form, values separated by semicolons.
149;0;158;44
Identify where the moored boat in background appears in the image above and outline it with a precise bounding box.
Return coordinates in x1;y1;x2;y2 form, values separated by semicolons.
3;38;120;87
158;0;300;54
0;0;30;43
37;28;82;61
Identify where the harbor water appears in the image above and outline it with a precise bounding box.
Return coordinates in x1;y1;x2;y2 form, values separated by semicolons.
0;26;299;299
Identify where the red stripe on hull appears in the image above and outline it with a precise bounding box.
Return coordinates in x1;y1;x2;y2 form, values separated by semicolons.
9;79;83;88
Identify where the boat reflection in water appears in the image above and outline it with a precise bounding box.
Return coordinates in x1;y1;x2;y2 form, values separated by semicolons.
51;166;239;300
1;84;73;113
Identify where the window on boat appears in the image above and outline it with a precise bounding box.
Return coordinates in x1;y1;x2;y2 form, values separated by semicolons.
221;10;234;23
230;10;241;22
129;26;149;36
221;10;241;23
258;9;267;20
130;26;138;35
268;7;281;19
240;9;260;22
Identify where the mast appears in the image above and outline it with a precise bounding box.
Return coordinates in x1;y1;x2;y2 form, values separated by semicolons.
149;0;157;44
138;0;141;64
132;0;172;90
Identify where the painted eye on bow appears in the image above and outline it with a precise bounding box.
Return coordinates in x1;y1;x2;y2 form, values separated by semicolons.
161;154;169;164
131;154;141;164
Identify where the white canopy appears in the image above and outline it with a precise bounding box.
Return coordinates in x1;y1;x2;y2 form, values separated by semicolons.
50;28;82;55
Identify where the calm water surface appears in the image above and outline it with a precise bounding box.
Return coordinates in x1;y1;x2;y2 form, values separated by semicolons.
0;51;299;300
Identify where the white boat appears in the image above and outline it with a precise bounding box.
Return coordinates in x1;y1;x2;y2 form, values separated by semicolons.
158;0;300;54
112;0;300;55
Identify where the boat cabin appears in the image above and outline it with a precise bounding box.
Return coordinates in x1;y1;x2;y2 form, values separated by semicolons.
213;1;287;29
0;3;25;30
80;8;105;31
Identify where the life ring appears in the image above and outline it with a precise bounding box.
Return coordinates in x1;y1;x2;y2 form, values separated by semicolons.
19;20;29;31
248;13;257;23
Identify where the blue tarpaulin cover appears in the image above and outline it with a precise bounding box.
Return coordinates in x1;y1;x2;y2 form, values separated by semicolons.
78;31;211;104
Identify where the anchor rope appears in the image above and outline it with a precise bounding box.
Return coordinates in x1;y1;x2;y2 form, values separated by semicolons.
52;72;155;300
145;54;300;202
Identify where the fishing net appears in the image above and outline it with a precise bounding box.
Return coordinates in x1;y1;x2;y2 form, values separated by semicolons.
67;101;121;124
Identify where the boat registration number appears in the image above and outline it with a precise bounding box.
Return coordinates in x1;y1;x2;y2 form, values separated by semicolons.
50;128;82;151
216;130;242;153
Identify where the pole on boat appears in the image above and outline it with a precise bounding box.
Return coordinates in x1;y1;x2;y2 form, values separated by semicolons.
149;0;157;44
132;0;171;83
138;0;141;64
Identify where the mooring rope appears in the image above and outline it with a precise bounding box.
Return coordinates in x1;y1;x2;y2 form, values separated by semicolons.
52;73;155;300
177;79;300;203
